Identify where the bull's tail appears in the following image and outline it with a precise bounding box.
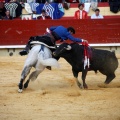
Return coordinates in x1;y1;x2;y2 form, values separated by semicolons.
38;51;60;68
110;51;119;71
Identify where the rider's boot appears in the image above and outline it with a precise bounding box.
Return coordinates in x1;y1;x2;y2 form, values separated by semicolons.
19;41;31;56
46;66;52;70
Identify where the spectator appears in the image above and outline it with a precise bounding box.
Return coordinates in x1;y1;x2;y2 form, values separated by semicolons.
91;0;98;11
101;0;108;2
4;0;22;18
98;0;109;2
3;10;13;20
84;0;91;13
37;9;51;20
83;0;97;12
91;8;104;19
65;0;79;2
16;0;27;3
79;0;85;3
109;0;120;13
36;0;47;3
0;1;5;17
74;3;88;19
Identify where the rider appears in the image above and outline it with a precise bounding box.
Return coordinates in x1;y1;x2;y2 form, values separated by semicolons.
19;25;88;56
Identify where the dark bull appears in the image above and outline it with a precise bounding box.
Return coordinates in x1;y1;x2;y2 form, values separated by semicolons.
53;43;119;89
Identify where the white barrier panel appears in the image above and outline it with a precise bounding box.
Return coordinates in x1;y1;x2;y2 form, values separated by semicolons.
0;43;120;49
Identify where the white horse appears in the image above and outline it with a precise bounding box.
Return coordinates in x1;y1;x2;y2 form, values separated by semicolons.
18;44;59;93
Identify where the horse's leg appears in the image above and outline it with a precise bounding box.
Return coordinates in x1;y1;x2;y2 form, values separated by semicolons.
24;69;45;89
18;66;32;93
24;64;45;89
23;70;39;88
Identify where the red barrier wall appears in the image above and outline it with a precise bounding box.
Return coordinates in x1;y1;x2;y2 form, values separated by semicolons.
0;19;120;45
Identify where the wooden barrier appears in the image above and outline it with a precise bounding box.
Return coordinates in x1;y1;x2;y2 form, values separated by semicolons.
0;19;120;46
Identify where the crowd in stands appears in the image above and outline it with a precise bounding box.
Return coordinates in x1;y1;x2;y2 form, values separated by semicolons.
0;0;120;20
74;3;103;19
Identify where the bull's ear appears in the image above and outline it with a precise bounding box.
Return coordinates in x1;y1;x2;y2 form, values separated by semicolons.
65;45;72;50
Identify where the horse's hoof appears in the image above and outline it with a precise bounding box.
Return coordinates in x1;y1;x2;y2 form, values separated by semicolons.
24;84;28;89
18;89;23;93
80;85;83;89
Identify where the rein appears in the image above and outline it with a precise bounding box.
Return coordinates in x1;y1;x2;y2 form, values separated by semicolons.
39;45;44;52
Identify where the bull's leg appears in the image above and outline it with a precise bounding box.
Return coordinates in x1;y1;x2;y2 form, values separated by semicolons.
18;66;31;93
105;73;116;84
74;77;82;89
81;69;88;89
72;69;82;89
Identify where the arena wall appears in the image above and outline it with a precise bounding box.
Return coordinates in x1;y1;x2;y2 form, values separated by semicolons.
0;19;120;58
0;19;120;45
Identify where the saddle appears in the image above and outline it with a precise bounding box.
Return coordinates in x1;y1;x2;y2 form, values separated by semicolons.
30;41;56;49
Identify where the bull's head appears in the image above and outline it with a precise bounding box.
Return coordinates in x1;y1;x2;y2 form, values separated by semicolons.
53;43;72;57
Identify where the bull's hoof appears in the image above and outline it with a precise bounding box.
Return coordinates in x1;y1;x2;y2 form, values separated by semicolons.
18;89;23;93
77;82;83;89
83;84;88;89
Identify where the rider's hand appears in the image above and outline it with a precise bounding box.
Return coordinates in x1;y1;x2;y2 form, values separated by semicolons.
82;39;88;43
46;28;51;33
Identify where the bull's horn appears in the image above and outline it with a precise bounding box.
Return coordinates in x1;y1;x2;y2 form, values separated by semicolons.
66;45;72;50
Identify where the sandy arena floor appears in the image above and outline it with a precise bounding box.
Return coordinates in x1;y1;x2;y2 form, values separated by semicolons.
0;56;120;120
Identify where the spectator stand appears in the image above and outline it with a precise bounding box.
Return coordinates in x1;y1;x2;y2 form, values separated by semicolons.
62;2;120;19
1;2;120;19
21;2;64;20
3;1;22;19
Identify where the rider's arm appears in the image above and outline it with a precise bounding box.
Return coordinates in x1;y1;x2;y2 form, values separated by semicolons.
49;26;58;31
67;32;88;43
67;33;83;42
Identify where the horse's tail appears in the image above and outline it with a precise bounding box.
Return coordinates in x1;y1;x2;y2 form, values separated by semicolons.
41;58;60;68
38;51;60;68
